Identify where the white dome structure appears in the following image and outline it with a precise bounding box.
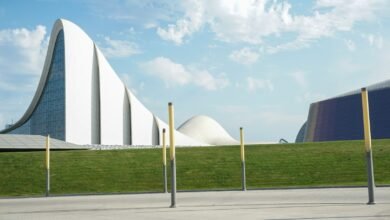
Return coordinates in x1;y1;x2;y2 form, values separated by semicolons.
178;115;238;146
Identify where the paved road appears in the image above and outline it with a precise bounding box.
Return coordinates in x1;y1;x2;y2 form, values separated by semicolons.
1;187;390;219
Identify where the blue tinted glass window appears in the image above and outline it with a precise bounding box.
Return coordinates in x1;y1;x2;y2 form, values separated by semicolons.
307;87;390;142
8;30;65;140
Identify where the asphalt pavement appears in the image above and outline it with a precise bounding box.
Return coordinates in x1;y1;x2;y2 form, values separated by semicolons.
1;187;390;219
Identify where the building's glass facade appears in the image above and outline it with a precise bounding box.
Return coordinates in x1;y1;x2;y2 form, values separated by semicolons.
9;31;65;140
300;87;390;142
295;122;306;143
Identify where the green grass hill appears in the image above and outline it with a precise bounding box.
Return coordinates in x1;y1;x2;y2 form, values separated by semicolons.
0;139;389;197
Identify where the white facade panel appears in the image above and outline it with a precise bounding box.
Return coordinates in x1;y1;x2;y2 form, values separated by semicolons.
127;90;158;145
91;46;101;144
62;20;94;145
96;48;126;145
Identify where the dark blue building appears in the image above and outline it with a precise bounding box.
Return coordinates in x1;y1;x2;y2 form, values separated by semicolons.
296;80;390;142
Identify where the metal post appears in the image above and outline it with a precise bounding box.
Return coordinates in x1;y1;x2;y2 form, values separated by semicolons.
162;128;168;193
361;88;375;205
45;135;50;197
168;102;176;208
240;127;246;191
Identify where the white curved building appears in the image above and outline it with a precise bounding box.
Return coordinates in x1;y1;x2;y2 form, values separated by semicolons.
0;19;237;146
178;115;238;145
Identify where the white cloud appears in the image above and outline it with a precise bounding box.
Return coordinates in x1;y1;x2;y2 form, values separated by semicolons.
192;69;229;90
141;57;191;86
100;37;141;58
144;22;158;29
89;0;181;27
0;25;49;131
229;48;259;65
156;0;204;45
345;39;356;51
268;0;386;53
141;56;229;90
157;0;387;52
289;71;307;88
0;25;48;75
363;34;383;49
246;77;274;92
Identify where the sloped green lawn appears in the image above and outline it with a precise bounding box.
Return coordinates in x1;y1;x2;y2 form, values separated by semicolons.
0;139;389;197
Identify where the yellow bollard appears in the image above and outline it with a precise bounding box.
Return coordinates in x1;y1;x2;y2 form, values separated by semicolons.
361;88;375;205
240;127;246;191
361;88;372;152
168;102;176;208
169;104;175;161
45;135;50;197
162;129;167;193
163;129;167;166
240;127;245;162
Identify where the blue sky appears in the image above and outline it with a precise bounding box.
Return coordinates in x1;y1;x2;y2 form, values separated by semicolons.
0;0;389;142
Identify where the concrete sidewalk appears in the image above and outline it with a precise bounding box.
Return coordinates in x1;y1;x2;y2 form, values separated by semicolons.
1;187;390;219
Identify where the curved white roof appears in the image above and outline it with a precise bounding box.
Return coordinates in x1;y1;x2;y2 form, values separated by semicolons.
178;115;238;145
1;19;238;146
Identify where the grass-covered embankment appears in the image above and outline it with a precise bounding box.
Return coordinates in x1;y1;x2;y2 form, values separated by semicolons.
0;139;389;197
